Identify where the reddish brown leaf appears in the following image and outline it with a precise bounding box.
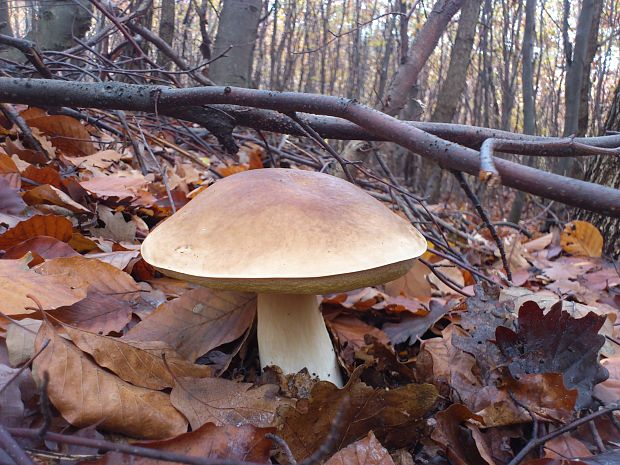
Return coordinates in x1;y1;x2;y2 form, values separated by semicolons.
324;431;395;465
277;370;437;460
125;288;256;361
22;184;91;214
21;165;62;189
25;115;96;157
432;404;487;465
2;236;79;265
32;321;188;439
83;423;273;465
0;215;73;249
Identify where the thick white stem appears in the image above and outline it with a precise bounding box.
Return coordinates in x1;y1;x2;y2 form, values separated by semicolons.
257;293;343;387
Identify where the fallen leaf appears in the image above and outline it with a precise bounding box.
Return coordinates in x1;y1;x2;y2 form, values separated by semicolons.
64;324;213;390
170;377;281;430
21;165;62;189
24;114;96;156
561;221;603;258
86;250;140;270
68;150;123;171
0;215;74;249
382;299;447;345
2;236;80;265
5;318;42;366
0;176;26;215
125;288;256;361
328;315;390;353
544;433;592;459
22;184;91;214
495;301;608;409
431;404;489;465
0;258;86;316
32;321;188;439
89;205;136;243
0;364;34;427
594;356;620;405
80;172;148;203
324;431;395;465
427;261;465;295
384;260;432;299
277;370;437;460
84;423;273;465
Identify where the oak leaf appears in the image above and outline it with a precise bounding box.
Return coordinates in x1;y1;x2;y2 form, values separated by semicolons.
324;431;395;465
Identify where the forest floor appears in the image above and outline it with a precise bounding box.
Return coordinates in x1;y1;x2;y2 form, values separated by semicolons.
0;107;619;465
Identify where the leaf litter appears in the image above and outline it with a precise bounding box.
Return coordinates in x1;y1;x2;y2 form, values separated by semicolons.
0;108;618;464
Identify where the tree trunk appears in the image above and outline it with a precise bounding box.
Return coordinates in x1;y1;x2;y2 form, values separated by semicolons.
577;80;620;257
508;0;536;224
157;0;176;68
577;0;603;136
380;0;466;117
431;0;482;123
209;0;261;87
33;0;93;51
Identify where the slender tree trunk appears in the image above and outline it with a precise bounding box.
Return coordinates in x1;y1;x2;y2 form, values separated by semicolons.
577;0;603;136
577;80;620;257
157;0;176;68
381;0;466;117
209;0;261;87
508;0;536;224
426;0;482;202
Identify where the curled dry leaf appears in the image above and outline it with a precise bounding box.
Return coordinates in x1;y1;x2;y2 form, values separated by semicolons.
125;288;256;361
63;324;213;390
560;220;603;258
83;423;274;465
32;321;188;439
324;431;395;465
431;404;489;465
170;377;282;430
277;370;438;460
0;215;74;249
0;258;86;316
495;301;608;409
22;184;91;214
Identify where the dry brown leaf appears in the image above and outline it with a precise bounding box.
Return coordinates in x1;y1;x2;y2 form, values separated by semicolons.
2;236;80;265
324;431;395;465
68;150;123;171
85;250;140;270
0;176;26;215
89;205;136;242
80;172;148;202
24;115;96;157
0;258;86;316
560;220;603;258
32;321;188;439
64;324;213;390
35;255;141;297
170;377;281;430
125;288;256;361
427;260;465;294
85;423;273;465
278;372;438;460
0;215;73;249
543;434;592;459
431;404;489;465
328;315;390;353
21;165;62;189
49;291;133;334
22;184;91;214
384;259;432;299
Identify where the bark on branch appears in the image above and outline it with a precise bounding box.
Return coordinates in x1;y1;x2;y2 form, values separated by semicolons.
0;77;619;217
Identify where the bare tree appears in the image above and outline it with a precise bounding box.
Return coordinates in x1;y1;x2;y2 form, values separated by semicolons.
157;0;176;68
209;0;262;87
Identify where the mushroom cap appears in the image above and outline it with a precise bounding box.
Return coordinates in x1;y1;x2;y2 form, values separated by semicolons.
142;168;427;294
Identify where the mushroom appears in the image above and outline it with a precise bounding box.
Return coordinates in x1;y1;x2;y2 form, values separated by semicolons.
141;168;427;387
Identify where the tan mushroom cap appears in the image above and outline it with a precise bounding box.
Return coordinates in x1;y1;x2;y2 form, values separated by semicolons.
142;168;427;294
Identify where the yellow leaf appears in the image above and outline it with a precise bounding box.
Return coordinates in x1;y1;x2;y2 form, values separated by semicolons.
560;220;603;258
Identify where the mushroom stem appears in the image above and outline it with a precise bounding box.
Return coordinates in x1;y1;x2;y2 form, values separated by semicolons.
257;293;343;387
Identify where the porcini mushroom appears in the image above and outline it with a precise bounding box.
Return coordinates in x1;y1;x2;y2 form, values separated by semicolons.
141;168;427;387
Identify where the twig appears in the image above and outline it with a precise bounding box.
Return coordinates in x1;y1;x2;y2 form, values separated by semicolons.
451;170;512;282
266;433;298;465
0;103;51;160
286;112;356;183
507;402;620;465
419;258;469;297
588;420;606;452
0;425;35;465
